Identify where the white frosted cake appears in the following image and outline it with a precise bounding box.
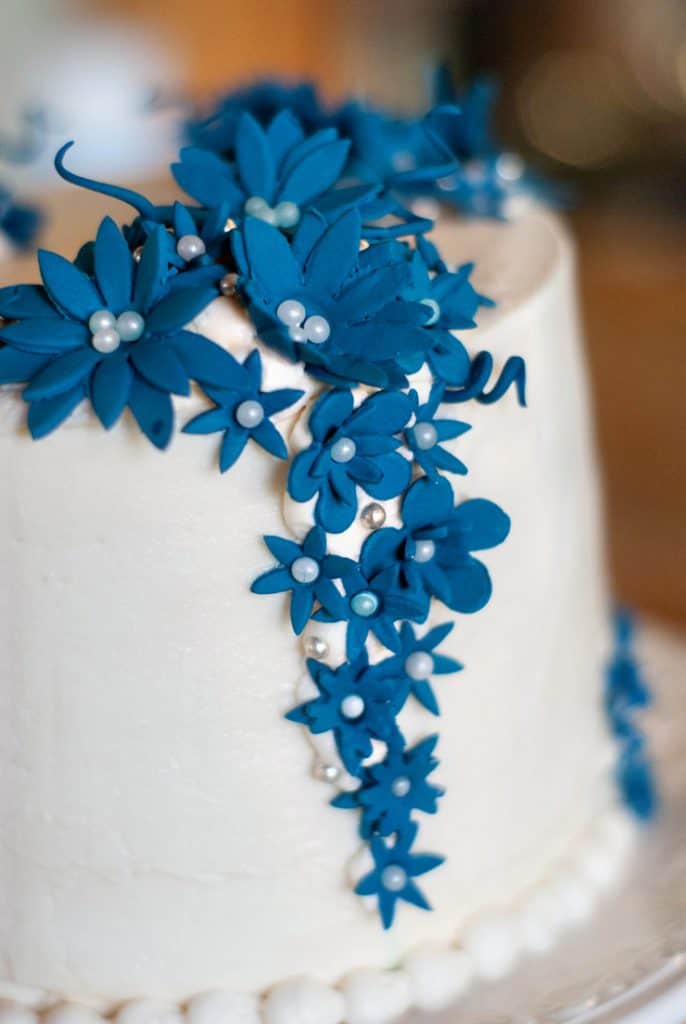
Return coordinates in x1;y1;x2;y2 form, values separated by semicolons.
0;76;654;1024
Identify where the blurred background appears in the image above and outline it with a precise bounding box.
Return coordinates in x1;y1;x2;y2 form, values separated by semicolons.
0;0;684;625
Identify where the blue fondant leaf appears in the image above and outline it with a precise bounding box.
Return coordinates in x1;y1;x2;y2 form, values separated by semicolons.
38;249;103;321
89;354;133;429
94;217;133;311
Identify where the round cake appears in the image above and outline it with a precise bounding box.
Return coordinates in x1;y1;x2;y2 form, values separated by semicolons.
0;76;653;1024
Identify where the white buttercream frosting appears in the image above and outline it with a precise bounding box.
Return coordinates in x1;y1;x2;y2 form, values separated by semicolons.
0;207;619;1016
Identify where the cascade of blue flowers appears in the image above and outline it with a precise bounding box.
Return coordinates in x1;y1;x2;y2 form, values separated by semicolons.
0;71;536;929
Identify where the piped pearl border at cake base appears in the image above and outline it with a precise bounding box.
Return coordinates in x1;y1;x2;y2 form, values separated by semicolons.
0;807;637;1024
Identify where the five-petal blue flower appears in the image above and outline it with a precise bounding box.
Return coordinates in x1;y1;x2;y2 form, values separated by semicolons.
406;383;471;480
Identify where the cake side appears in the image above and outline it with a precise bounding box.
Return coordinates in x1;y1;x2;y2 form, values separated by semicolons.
0;208;624;1009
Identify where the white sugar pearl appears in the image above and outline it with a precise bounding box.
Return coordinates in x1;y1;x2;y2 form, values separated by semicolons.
273;200;301;229
413;421;438;450
88;308;116;333
350;591;378;618
176;234;206;262
115;311;145;342
405;651;433;680
235;400;264;429
330;436;356;463
420;298;441;325
381;864;407;892
291;556;320;584
413;539;435;563
304;635;328;659
391;775;411;798
91;327;121;353
340;694;365;719
303;315;330;344
277;299;306;326
263;978;344;1024
244;196;270;217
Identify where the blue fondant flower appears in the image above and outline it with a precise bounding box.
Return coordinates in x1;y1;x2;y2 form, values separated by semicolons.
616;738;658;821
0;184;42;250
333;734;443;838
391;621;462;715
361;476;510;614
288;388;413;533
286;652;408;776
174;110;357;230
406;384;471;480
183;348;303;471
0;218;237;447
314;564;427;660
250;526;355;634
232;209;433;388
354;821;444;929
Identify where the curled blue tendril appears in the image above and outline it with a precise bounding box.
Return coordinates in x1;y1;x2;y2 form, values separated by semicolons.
443;352;526;406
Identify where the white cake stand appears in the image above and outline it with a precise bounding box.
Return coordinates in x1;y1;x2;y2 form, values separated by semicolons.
406;620;686;1024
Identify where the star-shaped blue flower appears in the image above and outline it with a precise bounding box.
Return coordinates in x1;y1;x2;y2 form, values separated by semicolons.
354;821;444;929
250;526;355;634
232;209;433;388
361;476;510;614
406;383;471;480
333;734;444;838
174;110;360;231
313;564;427;660
0;217;237;447
286;651;409;776
288;388;413;533
183;348;303;471
391;621;462;715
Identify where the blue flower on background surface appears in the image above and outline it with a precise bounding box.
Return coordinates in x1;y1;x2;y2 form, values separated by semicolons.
354;821;444;929
390;621;462;715
250;526;355;634
0;184;42;251
288;388;413;533
183;348;303;470
314;564;427;660
174;110;363;230
333;734;443;838
361;476;510;614
406;384;471;480
286;652;409;775
0;218;235;447
232;209;433;388
605;609;657;821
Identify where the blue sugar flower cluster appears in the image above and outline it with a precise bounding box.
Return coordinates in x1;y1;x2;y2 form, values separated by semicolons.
605;609;658;821
0;68;540;930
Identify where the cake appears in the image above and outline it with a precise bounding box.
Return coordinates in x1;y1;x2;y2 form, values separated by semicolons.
0;75;655;1024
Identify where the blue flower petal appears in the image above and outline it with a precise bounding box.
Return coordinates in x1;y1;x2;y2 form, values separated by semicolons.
171;331;244;387
38;249;103;321
304;209;360;294
0;284;59;320
23;347;100;401
27;384;86;439
290;586;314;634
94;217;133;310
444;557;492;613
130;339;190;396
183;406;232;435
451;498;511;550
362;451;412;501
145;287;218;334
251;567;293;595
127;376;174;450
280;138;350;205
236;113;277;201
309;388;354;440
219;429;248;471
252;418;287;459
0;318;90;354
236;217;301;300
303;526;326;560
134;227;168;312
264;534;302;565
287;445;322;502
89;354;133;429
0;346;50;384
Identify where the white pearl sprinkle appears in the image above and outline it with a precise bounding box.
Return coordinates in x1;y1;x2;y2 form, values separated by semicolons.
341;694;365;719
277;299;306;326
381;864;408;892
235;400;264;429
244;196;270;217
414;421;438;450
413;539;436;563
91;327;121;354
290;556;320;585
303;315;331;344
176;234;206;262
360;503;386;529
405;651;433;681
115;311;145;342
273;200;301;229
304;635;329;659
391;775;411;798
330;436;356;464
88;309;116;334
289;325;308;342
420;298;441;326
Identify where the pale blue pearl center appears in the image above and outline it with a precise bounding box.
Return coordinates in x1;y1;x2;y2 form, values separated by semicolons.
340;694;365;719
381;864;407;892
391;776;411;798
350;590;379;618
414;421;438;450
330;436;356;464
413;539;436;563
235;400;264;429
176;234;207;262
275;297;330;345
290;556;320;585
404;651;434;681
